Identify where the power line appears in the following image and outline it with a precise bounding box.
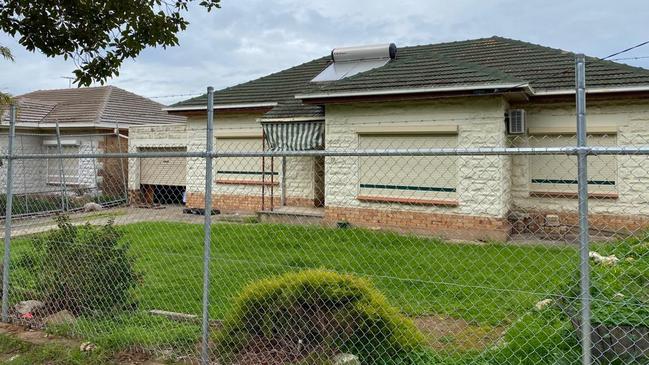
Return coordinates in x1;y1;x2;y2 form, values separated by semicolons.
610;55;649;61
601;40;649;60
145;92;204;99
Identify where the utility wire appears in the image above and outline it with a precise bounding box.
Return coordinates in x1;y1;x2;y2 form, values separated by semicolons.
610;56;649;61
601;40;649;60
145;92;203;99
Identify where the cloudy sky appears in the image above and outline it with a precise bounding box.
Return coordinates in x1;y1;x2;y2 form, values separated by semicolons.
1;0;649;104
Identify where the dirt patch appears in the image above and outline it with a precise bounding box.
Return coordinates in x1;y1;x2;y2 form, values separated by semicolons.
0;322;77;347
413;315;505;351
114;349;165;365
229;337;335;365
0;323;169;365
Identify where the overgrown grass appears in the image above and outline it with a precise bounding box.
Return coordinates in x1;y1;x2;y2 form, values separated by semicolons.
8;221;580;362
0;333;113;365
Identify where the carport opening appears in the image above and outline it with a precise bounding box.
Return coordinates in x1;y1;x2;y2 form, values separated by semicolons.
141;184;186;205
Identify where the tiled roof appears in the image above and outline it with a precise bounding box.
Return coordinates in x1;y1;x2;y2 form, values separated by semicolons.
173;36;649;117
175;57;330;108
2;86;185;128
262;99;324;120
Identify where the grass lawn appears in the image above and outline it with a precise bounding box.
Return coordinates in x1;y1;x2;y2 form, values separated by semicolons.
8;221;581;362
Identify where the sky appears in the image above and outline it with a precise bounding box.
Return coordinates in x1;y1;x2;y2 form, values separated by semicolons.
1;0;649;105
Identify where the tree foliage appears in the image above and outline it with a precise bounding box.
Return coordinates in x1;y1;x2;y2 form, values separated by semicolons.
0;0;220;86
0;44;13;104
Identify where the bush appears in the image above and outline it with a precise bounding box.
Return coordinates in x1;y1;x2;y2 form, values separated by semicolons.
29;215;141;315
214;269;427;364
564;233;649;326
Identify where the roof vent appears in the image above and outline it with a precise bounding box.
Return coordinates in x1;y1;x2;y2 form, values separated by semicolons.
312;43;397;82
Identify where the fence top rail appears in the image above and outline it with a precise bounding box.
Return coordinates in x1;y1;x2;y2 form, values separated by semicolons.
3;146;649;160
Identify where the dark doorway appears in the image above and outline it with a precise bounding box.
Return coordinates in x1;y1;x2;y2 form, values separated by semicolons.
154;185;185;205
313;156;325;207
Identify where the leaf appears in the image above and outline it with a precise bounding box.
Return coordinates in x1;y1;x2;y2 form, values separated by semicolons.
0;0;221;86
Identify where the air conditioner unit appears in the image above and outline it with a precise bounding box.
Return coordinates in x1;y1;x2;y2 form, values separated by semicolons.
507;109;526;134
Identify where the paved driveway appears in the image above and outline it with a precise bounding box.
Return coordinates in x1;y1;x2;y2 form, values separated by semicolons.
1;205;205;238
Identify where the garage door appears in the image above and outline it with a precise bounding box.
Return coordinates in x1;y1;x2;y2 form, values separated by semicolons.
139;147;187;186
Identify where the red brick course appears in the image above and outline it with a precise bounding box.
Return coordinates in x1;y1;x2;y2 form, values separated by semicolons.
185;192;316;213
511;209;649;236
324;206;510;241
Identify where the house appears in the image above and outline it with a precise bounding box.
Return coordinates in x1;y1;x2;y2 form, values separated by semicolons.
131;36;649;240
0;86;185;206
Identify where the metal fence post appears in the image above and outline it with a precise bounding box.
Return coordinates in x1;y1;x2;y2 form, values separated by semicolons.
115;122;128;203
575;53;592;365
55;122;68;211
281;156;286;206
201;86;215;365
2;104;17;322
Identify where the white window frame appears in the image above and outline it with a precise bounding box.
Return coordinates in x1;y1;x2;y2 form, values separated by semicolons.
46;145;81;185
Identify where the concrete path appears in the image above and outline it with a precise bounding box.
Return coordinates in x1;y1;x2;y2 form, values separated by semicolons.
1;205;205;238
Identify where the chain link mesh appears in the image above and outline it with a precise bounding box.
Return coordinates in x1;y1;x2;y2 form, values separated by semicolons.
0;128;647;364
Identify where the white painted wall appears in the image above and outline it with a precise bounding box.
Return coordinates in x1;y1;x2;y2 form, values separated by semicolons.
1;132;104;196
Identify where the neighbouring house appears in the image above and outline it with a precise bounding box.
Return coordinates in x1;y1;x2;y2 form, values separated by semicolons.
131;36;649;240
0;86;185;211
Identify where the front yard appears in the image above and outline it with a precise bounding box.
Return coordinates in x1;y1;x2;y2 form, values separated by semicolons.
8;221;583;363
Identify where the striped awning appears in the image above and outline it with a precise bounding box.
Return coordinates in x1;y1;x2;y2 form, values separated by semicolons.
262;121;324;151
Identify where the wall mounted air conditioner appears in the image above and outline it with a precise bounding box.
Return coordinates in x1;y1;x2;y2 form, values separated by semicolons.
507;109;526;134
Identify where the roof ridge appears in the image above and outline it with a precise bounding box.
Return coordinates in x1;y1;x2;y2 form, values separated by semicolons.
18;85;112;98
19;96;60;127
95;85;114;125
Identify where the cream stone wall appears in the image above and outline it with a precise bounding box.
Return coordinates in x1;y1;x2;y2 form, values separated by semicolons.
510;98;649;216
185;114;316;205
128;124;188;190
324;96;511;218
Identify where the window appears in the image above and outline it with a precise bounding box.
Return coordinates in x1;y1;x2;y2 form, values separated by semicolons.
358;134;458;203
529;134;617;195
215;138;277;184
46;145;80;184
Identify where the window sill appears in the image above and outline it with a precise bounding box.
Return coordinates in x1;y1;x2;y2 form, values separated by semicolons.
46;182;82;186
529;191;619;200
356;195;459;207
215;179;278;186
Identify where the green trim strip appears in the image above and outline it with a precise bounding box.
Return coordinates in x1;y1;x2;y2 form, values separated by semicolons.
532;179;615;186
360;183;456;193
217;170;278;176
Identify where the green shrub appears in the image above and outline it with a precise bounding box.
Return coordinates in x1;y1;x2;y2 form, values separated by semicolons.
29;215;141;315
564;233;649;327
214;269;426;364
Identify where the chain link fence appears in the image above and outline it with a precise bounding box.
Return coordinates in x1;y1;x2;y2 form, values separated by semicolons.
2;98;648;363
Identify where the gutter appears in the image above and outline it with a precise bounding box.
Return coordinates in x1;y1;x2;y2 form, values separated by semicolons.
295;83;533;100
257;117;325;123
534;85;649;95
164;102;278;112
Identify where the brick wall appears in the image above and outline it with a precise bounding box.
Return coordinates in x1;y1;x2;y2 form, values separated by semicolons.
99;134;128;198
510;209;649;237
324;206;510;241
186;192;315;213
